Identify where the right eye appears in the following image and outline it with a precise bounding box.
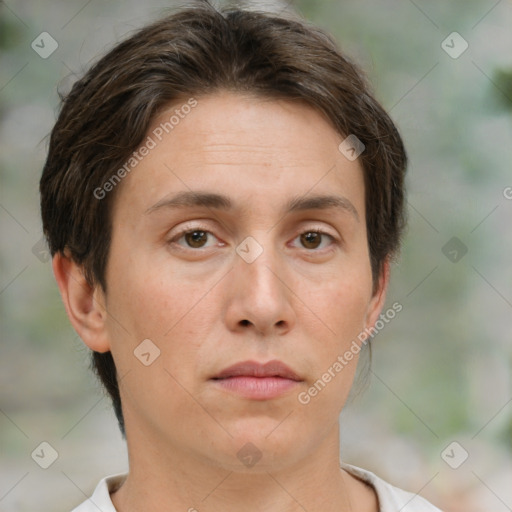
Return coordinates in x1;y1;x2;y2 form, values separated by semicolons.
170;229;218;249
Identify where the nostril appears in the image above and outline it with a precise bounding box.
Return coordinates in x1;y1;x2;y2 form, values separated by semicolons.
240;319;250;326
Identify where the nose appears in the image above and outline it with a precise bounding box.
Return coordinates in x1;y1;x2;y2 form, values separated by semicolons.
223;237;296;337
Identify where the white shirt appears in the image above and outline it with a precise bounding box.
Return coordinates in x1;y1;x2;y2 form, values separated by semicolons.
71;464;442;511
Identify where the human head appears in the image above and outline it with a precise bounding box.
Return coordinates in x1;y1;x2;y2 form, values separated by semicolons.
40;1;407;436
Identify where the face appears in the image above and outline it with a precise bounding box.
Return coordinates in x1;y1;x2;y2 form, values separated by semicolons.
96;92;387;471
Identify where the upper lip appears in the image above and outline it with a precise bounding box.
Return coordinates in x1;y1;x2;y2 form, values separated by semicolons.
212;360;302;381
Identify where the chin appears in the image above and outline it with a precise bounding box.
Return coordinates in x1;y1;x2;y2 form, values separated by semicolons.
211;420;310;472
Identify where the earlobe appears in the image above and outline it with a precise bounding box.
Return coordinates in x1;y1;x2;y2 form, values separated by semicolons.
52;251;111;353
363;259;391;337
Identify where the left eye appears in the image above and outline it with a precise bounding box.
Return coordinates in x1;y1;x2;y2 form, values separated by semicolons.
292;230;335;250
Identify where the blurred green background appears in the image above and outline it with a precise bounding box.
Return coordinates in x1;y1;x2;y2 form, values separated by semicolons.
1;0;511;510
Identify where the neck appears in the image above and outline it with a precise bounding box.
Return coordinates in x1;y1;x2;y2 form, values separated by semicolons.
111;422;361;512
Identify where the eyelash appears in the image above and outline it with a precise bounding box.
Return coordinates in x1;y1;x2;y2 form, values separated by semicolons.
168;225;338;252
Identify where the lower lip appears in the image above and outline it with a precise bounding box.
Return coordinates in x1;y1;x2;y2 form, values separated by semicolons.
212;376;300;400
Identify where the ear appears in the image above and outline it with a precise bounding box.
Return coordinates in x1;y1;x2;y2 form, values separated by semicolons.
52;251;111;353
362;259;391;339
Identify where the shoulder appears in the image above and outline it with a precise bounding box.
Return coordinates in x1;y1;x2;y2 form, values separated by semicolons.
70;473;126;512
342;463;443;512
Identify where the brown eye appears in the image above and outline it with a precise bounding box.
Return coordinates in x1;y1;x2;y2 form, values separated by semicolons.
294;230;336;251
184;230;208;248
169;226;222;251
300;232;322;249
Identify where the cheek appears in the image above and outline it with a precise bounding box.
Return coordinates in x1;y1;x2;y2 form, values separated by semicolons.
294;265;373;402
300;268;373;341
296;282;370;415
103;256;215;417
104;253;218;375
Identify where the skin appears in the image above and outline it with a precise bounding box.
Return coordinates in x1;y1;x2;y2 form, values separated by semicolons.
53;92;389;512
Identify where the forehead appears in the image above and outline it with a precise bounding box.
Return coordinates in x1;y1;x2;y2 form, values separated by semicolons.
111;92;365;221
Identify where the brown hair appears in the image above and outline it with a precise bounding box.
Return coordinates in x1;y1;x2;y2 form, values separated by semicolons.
40;1;407;435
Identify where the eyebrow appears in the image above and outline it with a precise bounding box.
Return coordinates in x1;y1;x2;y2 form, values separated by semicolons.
145;191;359;222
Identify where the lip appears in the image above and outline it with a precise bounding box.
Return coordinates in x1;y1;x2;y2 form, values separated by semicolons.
211;360;303;400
